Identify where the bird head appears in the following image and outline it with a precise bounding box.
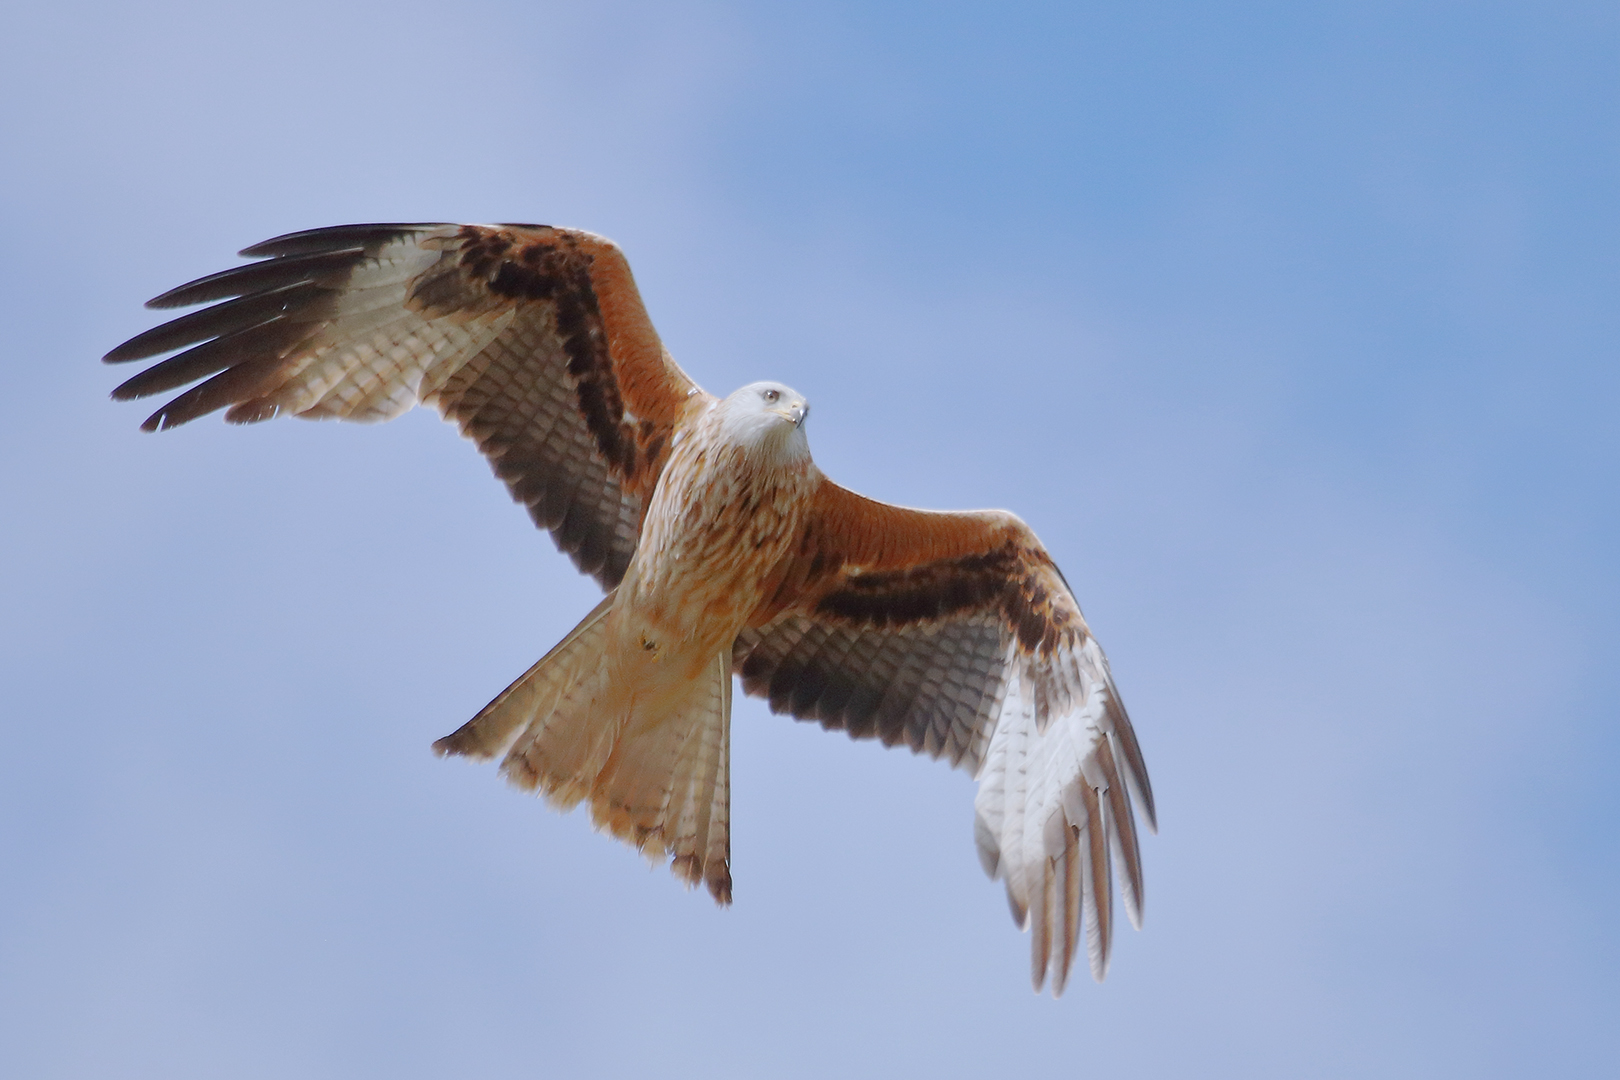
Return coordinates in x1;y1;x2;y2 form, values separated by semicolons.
717;381;811;462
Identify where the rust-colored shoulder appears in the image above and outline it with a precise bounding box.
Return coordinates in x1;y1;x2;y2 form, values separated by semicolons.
408;224;708;504
806;480;1023;570
750;479;1085;656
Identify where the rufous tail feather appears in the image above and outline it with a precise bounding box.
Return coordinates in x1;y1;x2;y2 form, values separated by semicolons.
433;599;733;903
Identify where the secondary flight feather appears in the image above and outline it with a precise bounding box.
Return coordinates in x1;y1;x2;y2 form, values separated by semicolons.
106;222;1155;995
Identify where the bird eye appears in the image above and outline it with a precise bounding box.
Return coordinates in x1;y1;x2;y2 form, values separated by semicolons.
764;389;780;402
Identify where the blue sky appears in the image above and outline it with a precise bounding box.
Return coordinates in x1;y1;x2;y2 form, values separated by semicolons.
2;2;1615;1077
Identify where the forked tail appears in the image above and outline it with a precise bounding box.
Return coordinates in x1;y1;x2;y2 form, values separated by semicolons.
433;594;734;902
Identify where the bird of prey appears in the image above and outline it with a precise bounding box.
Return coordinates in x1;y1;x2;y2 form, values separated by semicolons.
105;223;1155;995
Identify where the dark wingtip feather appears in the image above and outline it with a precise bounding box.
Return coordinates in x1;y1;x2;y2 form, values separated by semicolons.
1106;688;1157;833
238;222;430;259
223;399;282;424
1050;839;1081;997
145;247;365;309
110;322;311;403
105;284;315;363
1005;882;1028;930
105;335;156;364
134;352;296;431
110;378;145;403
1028;877;1050;994
139;406;179;433
1098;737;1146;931
973;813;1001;878
1082;782;1113;984
706;867;733;906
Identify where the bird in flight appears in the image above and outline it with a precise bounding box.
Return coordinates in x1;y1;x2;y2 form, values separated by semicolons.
106;223;1155;995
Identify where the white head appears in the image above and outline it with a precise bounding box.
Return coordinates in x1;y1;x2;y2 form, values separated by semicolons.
714;380;811;464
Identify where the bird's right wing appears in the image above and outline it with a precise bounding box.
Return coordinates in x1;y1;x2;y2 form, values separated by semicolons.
106;223;712;588
733;479;1154;995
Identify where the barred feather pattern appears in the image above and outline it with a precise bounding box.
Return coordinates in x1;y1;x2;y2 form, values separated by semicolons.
433;597;735;903
590;650;734;902
973;633;1147;995
732;611;1007;770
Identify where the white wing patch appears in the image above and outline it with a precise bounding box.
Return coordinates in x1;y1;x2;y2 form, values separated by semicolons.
294;310;514;422
245;232;478;422
973;635;1147;996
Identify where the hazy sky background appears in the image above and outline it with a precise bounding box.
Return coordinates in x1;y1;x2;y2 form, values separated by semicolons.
2;2;1615;1077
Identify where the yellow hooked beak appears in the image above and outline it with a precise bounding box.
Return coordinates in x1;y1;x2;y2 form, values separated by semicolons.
772;401;808;427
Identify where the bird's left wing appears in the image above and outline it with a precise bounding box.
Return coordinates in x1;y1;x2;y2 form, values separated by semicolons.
733;479;1155;995
106;223;712;588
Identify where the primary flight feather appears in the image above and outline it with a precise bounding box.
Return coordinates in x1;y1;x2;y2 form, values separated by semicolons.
106;222;1155;995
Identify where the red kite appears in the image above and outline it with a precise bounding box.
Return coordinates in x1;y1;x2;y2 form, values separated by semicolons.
107;223;1155;994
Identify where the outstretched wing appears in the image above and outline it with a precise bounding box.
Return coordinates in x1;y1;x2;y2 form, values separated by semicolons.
106;223;711;588
732;480;1155;995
